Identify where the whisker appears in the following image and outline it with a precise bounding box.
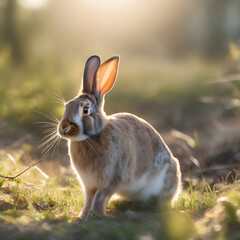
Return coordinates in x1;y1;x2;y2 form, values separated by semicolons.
56;87;66;102
40;141;55;161
54;91;66;103
51;136;61;158
46;137;59;158
56;137;62;160
42;128;58;134
45;91;66;105
55;91;66;104
39;136;57;148
50;112;60;123
36;107;62;161
34;121;58;126
39;130;57;142
39;133;58;150
41;136;59;159
39;132;57;145
35;111;59;123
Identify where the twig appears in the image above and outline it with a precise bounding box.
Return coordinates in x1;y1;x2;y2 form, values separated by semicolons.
0;159;43;180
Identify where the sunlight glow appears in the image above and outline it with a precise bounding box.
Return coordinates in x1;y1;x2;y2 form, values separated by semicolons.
18;0;47;9
83;0;138;9
110;194;121;201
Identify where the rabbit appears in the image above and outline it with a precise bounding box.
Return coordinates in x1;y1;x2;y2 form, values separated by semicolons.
58;55;181;218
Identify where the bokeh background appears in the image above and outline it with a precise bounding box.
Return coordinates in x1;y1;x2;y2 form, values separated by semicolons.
1;1;240;239
1;0;240;182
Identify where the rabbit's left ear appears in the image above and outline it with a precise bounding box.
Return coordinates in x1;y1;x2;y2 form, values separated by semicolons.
82;55;101;93
96;56;119;95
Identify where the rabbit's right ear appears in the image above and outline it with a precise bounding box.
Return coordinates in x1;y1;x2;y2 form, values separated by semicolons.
82;55;101;93
96;56;119;96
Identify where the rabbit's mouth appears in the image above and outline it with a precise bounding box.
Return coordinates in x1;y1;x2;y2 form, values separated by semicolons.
58;120;80;139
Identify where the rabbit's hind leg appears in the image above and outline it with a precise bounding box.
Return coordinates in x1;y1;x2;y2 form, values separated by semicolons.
160;158;181;205
139;158;181;206
140;163;170;201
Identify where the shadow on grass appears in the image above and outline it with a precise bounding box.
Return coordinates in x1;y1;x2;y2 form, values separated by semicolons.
0;209;195;240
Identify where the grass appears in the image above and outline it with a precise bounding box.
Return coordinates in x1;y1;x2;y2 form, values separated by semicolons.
0;149;240;240
175;182;217;211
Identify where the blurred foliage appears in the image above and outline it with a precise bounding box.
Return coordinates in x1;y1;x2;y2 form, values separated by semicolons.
0;0;240;129
0;44;227;128
0;45;215;128
0;48;69;126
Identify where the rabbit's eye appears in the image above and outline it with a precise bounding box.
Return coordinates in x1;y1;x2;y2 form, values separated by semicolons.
82;107;89;115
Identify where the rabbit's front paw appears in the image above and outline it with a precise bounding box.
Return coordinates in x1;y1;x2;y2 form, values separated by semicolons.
87;210;104;219
78;213;88;220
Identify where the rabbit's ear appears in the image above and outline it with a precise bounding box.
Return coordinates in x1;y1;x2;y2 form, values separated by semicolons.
82;55;101;93
96;56;119;95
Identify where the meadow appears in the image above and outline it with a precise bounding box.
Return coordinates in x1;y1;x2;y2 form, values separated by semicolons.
1;1;240;239
0;51;240;239
0;147;240;240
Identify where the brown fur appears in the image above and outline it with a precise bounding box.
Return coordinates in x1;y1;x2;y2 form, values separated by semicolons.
82;115;94;135
70;113;174;189
58;119;80;137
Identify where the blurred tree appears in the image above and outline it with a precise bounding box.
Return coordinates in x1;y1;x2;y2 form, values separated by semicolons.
203;0;228;57
1;0;23;65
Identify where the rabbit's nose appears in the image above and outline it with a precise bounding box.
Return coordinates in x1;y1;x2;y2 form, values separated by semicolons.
59;120;71;135
63;126;70;134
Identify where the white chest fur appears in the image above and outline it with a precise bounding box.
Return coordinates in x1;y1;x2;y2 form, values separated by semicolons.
71;161;98;191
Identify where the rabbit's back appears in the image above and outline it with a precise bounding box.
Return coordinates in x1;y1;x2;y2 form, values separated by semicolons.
109;112;172;174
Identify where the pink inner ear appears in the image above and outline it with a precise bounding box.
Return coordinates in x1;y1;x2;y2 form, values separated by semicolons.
97;58;119;95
